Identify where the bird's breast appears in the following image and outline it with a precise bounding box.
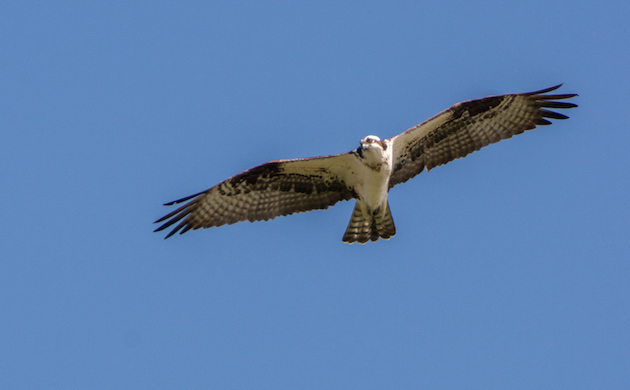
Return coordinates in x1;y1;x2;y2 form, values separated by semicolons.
353;160;391;210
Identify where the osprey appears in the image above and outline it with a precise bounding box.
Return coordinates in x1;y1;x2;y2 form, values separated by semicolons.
155;84;577;244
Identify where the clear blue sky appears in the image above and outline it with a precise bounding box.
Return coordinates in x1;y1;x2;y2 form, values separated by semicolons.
2;1;629;389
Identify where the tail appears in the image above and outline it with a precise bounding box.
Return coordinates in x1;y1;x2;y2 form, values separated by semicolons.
342;201;396;244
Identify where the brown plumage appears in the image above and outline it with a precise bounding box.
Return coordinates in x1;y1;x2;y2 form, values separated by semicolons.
388;84;578;187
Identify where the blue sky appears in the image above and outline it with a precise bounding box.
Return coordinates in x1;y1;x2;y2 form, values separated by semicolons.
1;1;629;389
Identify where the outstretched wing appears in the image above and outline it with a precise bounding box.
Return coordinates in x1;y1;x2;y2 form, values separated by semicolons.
154;152;359;238
387;84;578;187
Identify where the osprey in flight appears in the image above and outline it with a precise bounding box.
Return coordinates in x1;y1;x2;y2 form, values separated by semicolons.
155;84;577;244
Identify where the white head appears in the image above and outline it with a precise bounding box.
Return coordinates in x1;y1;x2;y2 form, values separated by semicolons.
358;135;388;165
360;135;384;149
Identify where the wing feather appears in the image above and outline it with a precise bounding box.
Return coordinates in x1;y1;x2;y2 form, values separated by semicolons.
154;152;359;238
388;84;577;187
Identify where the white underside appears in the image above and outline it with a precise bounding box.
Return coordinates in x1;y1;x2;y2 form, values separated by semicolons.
351;140;393;214
353;166;390;211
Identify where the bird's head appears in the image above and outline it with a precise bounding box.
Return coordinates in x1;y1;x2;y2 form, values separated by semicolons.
358;135;389;165
360;135;384;150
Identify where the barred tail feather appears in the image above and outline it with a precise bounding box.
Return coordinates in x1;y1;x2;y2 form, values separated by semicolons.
375;202;396;240
342;201;370;244
342;201;396;244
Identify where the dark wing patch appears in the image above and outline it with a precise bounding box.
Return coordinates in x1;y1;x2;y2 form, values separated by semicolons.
154;155;357;238
388;84;577;187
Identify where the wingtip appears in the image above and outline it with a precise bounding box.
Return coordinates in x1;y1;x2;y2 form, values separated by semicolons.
153;225;177;239
527;83;563;95
162;190;207;207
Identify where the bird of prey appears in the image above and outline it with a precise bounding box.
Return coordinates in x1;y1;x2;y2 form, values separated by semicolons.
154;84;577;244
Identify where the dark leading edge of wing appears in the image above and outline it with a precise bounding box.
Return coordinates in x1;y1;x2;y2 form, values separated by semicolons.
388;84;578;187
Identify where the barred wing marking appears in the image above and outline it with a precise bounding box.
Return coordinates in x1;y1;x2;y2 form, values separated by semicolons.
154;152;359;238
388;84;578;187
